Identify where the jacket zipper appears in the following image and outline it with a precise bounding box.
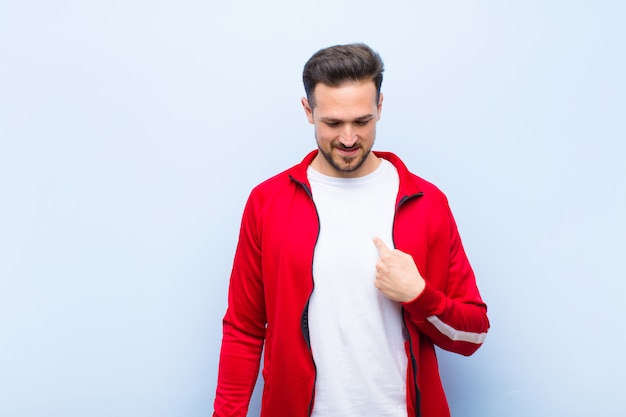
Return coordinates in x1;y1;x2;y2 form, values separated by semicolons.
291;175;320;417
395;192;424;417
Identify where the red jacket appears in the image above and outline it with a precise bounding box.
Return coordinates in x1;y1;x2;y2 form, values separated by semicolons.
214;151;489;417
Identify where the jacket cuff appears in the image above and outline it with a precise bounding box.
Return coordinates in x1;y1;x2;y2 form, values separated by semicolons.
401;281;445;321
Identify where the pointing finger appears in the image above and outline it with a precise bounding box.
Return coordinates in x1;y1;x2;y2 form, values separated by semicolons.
373;237;392;256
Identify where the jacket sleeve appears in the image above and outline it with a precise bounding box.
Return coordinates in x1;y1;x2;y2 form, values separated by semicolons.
213;193;267;417
401;201;489;356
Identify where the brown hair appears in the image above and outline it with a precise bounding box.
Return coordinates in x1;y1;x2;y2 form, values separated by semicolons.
302;43;384;108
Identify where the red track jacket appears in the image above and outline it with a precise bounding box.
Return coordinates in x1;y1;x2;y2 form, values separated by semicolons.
214;151;489;417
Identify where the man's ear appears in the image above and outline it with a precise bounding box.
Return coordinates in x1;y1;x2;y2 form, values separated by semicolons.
377;92;384;120
301;97;314;124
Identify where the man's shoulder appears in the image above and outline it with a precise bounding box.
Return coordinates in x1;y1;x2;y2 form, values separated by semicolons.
252;166;297;194
249;151;316;198
377;151;448;201
247;164;306;203
409;171;446;197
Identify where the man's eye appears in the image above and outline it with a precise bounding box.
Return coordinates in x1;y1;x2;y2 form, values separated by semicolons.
355;120;369;126
326;122;340;128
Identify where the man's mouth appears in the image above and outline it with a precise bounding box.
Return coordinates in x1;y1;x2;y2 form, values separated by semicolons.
336;147;359;157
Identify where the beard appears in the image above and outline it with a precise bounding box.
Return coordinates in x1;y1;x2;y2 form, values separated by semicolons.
317;139;374;174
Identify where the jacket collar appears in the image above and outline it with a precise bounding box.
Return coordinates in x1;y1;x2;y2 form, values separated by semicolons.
289;150;424;202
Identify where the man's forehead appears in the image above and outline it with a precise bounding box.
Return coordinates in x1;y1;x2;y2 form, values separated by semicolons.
312;82;378;107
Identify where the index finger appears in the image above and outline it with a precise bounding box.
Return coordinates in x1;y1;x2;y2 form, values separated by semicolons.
373;237;392;256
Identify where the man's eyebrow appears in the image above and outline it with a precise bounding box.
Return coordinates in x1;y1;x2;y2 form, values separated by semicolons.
320;117;342;123
320;114;375;123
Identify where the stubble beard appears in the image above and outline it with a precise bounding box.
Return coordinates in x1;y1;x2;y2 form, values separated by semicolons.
317;139;374;174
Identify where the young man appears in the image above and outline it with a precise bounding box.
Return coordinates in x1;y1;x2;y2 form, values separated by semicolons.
213;43;489;417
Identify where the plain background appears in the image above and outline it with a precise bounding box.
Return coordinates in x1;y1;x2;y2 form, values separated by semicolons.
1;1;625;416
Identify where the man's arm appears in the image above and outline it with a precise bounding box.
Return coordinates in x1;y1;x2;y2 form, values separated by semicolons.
374;208;489;356
213;195;267;417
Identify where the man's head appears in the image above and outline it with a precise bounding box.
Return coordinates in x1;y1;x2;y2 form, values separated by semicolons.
302;43;384;109
301;43;385;178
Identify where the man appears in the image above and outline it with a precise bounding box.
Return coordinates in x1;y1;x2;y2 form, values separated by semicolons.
213;43;489;417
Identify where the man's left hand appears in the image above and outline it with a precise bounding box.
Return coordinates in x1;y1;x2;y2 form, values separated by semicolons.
373;237;426;302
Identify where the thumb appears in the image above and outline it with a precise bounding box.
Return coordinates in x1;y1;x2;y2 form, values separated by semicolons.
373;237;392;256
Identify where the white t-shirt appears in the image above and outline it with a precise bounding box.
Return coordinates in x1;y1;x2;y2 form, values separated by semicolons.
307;159;408;417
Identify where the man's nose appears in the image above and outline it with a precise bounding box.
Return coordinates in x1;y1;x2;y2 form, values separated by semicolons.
339;126;357;146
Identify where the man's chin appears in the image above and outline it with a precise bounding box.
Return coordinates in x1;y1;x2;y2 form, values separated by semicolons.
332;155;365;173
317;147;370;175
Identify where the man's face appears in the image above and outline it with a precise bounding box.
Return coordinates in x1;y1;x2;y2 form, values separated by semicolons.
302;80;383;178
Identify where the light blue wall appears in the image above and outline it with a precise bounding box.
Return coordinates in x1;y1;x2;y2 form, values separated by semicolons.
1;1;624;416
